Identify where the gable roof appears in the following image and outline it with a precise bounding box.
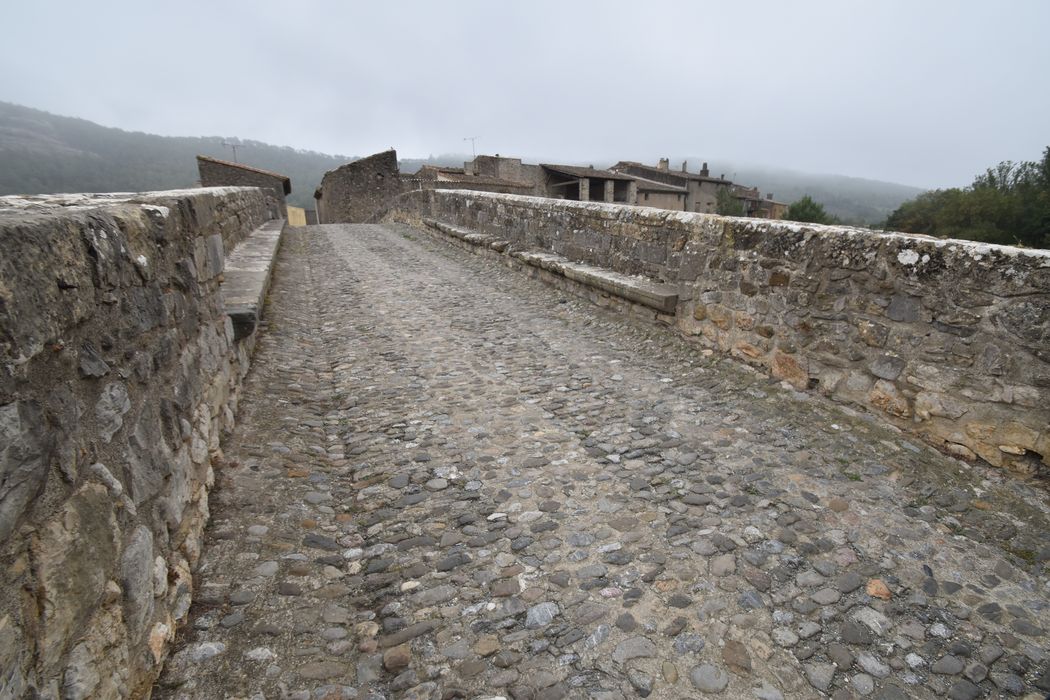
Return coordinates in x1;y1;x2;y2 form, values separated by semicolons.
541;164;635;181
612;161;730;185
411;165;531;188
633;175;687;194
196;155;292;194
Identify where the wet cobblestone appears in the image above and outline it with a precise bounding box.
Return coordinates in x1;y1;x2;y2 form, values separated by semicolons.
156;223;1050;699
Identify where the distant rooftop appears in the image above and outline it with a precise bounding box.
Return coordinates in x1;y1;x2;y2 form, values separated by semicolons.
410;165;531;189
632;176;687;194
541;164;635;181
612;161;730;184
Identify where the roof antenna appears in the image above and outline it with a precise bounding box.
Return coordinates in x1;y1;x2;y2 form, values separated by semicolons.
222;140;245;163
463;136;478;159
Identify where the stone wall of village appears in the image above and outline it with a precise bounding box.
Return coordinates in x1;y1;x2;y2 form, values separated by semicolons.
0;187;278;698
315;149;402;224
391;189;1050;475
196;157;290;217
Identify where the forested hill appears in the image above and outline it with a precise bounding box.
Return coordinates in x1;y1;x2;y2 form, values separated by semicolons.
715;163;925;225
0;102;354;209
1;101;926;223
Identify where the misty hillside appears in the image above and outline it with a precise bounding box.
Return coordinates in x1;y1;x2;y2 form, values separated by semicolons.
591;157;925;225
0;102;354;209
0;102;925;224
710;163;925;225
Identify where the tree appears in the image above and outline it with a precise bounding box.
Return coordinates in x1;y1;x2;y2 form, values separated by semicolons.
715;187;744;216
786;195;835;224
884;146;1050;248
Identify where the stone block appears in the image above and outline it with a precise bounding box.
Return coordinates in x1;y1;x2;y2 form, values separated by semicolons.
856;319;888;347
772;352;808;389
914;391;968;420
707;305;732;330
886;294;921;323
869;354;906;380
869;380;911;418
121;526;155;641
735;342;764;360
0;401;53;542
32;484;120;671
768;270;790;287
96;382;131;444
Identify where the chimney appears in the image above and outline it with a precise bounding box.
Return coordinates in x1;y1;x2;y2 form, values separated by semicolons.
700;162;709;177
657;158;669;171
681;160;688;172
767;193;773;200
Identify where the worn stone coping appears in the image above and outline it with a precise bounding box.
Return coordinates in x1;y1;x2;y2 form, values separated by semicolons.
423;217;678;313
431;189;1050;261
0;187;260;221
223;218;286;340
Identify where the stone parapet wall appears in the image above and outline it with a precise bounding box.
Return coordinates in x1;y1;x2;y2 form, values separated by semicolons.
0;187;276;698
316;149;402;224
196;157;290;218
390;189;1050;474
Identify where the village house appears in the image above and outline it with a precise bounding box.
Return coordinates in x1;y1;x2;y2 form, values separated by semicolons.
539;164;637;204
610;159;731;214
733;185;789;219
405;163;534;195
633;175;688;211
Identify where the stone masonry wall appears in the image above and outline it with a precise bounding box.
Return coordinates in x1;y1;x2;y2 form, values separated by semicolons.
196;156;290;218
316;149;402;224
0;187;277;698
390;189;1050;475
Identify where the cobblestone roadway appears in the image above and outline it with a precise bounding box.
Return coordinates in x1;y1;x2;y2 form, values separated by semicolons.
157;224;1050;700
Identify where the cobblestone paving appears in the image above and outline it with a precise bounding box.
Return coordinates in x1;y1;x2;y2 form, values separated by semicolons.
156;223;1050;700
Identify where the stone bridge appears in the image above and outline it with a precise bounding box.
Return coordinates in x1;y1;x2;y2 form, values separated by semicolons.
1;189;1049;700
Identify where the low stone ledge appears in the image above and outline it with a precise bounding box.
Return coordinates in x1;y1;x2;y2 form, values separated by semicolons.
514;251;679;313
423;217;679;314
223;218;286;340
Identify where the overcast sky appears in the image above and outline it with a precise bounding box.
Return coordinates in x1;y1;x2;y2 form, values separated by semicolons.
3;0;1048;188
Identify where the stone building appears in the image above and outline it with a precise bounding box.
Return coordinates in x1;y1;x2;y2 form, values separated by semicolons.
314;149;402;224
196;155;291;216
540;164;637;204
611;159;732;214
461;154;546;195
405;164;534;195
733;185;788;219
633;176;687;211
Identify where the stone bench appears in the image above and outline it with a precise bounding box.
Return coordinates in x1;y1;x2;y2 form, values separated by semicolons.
223;218;286;339
512;251;679;314
424;218;511;252
422;217;677;314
